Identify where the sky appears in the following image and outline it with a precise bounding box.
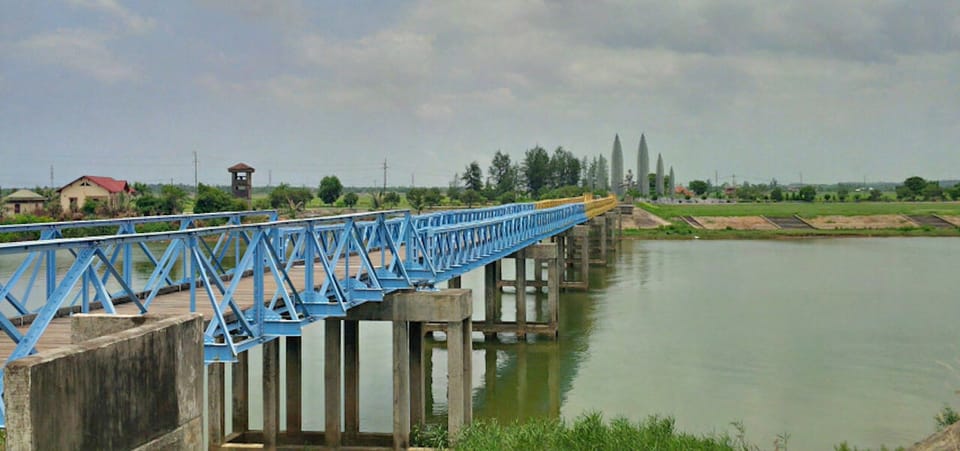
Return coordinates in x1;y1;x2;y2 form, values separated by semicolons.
1;0;958;189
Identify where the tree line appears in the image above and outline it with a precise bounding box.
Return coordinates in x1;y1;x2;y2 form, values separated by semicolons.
450;146;611;205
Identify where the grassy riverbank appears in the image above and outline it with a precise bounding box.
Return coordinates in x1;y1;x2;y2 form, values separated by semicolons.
413;412;776;450
630;201;960;239
625;222;960;239
639;201;960;218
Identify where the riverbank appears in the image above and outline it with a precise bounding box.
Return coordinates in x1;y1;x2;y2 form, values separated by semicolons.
628;201;960;239
624;222;960;239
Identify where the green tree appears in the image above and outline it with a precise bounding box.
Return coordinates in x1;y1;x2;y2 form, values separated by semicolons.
461;162;484;192
950;183;960;201
488;151;518;196
269;184;313;211
837;185;850;202
903;176;927;196
688;180;709;196
895;185;914;201
497;191;517;204
382;191;401;208
318;176;343;205
770;186;784;202
162;186;187;212
522;146;551;197
460;189;483;207
869;188;882;201
343;192;359;208
424;187;443;208
406;188;427;213
447;173;462;201
194;184;237;213
798;185;817;202
922;181;943;201
549;147;581;188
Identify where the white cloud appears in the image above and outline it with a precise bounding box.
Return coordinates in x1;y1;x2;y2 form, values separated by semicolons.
198;0;309;28
17;29;140;82
66;0;156;33
298;31;434;82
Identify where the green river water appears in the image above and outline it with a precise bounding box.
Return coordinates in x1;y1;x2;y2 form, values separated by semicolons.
228;237;960;449
3;237;957;448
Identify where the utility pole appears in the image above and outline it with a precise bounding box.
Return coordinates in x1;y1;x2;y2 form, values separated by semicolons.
714;170;719;199
193;151;199;195
381;159;388;195
411;172;415;188
49;165;54;188
268;170;272;187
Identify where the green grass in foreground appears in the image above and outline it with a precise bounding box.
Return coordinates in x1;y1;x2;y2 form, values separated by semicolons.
639;201;960;218
413;412;772;450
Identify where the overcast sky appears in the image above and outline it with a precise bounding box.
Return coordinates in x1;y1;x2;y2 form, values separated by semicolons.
1;1;958;188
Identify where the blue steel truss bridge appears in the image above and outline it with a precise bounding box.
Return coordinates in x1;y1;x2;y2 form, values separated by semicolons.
0;195;616;425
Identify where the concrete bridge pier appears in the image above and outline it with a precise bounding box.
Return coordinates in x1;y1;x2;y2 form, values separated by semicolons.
460;243;560;339
606;211;620;250
561;225;590;290
213;289;473;450
588;216;608;267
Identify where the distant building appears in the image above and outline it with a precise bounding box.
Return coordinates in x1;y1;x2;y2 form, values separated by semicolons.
58;175;134;212
228;163;255;200
3;189;46;216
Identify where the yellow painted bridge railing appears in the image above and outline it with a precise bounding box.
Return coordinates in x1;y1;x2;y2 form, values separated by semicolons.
534;194;618;219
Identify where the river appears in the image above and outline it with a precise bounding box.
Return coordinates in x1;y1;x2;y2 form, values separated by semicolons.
3;237;958;448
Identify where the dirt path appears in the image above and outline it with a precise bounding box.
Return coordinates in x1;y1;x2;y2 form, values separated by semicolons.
623;208;670;229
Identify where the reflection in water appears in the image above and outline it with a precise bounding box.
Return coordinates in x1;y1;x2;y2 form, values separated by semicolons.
424;261;613;425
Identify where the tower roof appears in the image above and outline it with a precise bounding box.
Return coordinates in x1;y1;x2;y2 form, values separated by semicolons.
228;163;255;173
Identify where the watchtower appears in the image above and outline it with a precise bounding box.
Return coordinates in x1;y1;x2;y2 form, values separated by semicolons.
228;163;255;200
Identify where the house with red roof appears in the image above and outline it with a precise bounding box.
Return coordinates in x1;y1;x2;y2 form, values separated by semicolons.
57;175;135;212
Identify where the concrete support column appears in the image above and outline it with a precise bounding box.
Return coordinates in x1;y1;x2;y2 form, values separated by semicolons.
448;276;461;288
484;262;498;340
232;352;249;434
325;320;342;448
462;318;473;425
344;320;360;440
515;250;527;339
286;336;302;440
600;216;608;263
262;339;281;450
345;289;472;445
576;225;589;287
446;319;473;438
208;364;225;450
409;321;425;427
393;321;411;450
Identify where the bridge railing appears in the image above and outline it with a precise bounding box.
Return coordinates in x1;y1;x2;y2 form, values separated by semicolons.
423;203;587;279
0;211;278;321
584;195;618;219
